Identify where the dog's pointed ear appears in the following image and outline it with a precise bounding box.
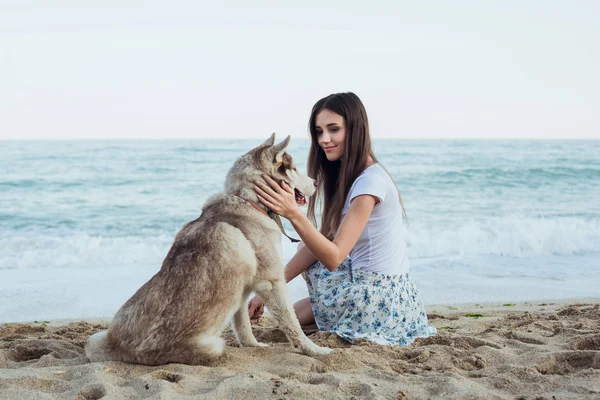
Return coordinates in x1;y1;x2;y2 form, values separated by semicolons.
262;133;276;147
272;135;291;164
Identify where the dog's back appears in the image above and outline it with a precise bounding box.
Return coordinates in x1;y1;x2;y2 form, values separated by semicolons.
86;194;269;365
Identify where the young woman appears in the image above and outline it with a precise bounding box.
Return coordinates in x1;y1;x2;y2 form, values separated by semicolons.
248;92;436;345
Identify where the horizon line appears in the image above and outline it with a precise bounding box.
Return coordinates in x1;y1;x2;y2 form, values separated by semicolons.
1;137;599;141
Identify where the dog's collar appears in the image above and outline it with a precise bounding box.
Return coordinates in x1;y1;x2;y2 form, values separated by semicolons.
242;197;269;216
234;194;300;243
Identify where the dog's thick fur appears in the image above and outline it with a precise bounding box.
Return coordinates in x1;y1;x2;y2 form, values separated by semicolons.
85;134;332;365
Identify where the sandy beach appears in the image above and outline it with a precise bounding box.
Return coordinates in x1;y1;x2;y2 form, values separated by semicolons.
1;299;599;400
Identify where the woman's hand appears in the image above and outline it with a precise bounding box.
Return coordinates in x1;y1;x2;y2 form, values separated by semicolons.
255;175;301;220
248;295;265;322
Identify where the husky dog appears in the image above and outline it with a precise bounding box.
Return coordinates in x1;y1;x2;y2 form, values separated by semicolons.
85;134;332;365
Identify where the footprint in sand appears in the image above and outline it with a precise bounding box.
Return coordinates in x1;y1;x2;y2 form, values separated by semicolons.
454;354;486;371
308;373;341;386
557;304;600;319
2;339;83;365
570;335;600;351
74;383;107;400
152;370;184;383
504;331;546;345
536;350;600;374
416;334;502;350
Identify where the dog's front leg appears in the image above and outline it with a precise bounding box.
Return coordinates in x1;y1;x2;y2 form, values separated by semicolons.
232;301;269;348
256;279;333;356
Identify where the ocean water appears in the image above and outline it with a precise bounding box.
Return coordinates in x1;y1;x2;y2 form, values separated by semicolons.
1;140;599;322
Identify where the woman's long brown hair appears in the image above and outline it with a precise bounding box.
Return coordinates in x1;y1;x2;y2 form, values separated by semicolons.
306;92;407;240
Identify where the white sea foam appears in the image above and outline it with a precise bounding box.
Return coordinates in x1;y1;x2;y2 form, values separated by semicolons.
2;215;598;271
0;233;173;270
407;216;600;258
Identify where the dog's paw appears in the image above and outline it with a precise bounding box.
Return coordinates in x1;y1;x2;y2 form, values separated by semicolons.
302;344;334;356
314;346;334;355
240;341;270;348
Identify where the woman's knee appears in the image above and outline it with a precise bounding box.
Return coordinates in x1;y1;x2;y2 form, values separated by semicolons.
293;297;315;326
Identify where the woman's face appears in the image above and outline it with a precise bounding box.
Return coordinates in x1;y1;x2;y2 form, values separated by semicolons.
315;109;346;162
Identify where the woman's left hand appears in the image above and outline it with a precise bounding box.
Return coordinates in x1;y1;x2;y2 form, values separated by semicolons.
255;175;300;220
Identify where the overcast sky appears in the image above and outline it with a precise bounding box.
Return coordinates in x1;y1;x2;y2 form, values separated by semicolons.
1;1;599;140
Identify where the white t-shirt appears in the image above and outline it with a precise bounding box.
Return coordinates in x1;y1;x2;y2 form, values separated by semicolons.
341;163;409;275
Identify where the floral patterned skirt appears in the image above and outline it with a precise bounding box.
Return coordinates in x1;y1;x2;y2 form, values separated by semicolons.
303;259;436;346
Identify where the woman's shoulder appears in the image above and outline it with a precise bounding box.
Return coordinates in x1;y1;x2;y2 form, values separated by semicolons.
346;163;396;204
355;163;393;186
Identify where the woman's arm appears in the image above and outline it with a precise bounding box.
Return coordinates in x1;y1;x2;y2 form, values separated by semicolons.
283;242;317;282
287;195;376;270
256;176;377;271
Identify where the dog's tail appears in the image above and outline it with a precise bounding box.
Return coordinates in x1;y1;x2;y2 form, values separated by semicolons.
85;331;122;362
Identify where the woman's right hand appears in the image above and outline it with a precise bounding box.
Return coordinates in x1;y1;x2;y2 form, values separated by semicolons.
248;295;264;322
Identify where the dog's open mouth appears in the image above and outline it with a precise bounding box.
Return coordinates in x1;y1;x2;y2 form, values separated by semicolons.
294;189;306;206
